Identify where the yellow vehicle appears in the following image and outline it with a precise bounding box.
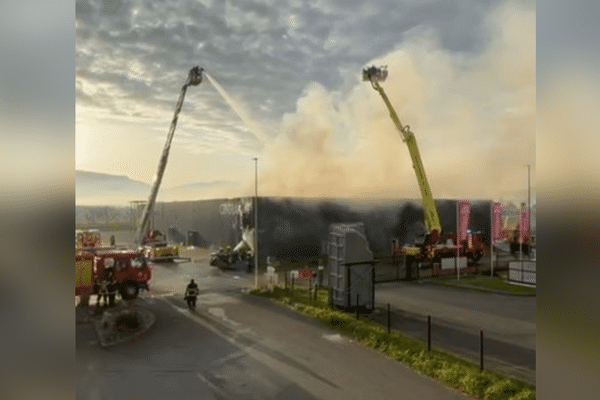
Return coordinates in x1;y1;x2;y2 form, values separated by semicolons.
142;229;179;262
76;229;102;249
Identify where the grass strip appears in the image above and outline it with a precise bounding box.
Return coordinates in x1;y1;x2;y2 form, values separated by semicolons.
424;275;536;296
250;286;535;400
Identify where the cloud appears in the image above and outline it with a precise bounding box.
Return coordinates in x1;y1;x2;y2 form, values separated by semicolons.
76;0;534;203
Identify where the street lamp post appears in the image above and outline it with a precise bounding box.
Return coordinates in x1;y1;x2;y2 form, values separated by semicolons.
456;201;460;282
490;201;494;278
527;164;531;248
253;157;258;288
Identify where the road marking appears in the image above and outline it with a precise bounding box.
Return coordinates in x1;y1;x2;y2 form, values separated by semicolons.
208;307;240;327
164;300;239;345
197;293;240;305
209;351;246;367
196;372;230;398
151;293;176;298
322;333;349;344
164;299;339;398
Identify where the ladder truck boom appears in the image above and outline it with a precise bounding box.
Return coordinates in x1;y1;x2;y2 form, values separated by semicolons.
135;66;204;246
363;65;442;237
363;65;486;276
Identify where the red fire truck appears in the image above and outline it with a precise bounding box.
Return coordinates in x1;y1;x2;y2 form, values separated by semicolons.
76;248;152;300
76;229;102;249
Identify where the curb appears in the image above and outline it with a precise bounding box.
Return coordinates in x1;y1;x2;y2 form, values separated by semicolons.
92;305;156;347
419;279;536;296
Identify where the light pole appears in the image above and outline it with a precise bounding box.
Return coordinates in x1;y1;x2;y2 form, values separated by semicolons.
490;201;494;278
456;201;460;282
527;164;531;244
253;157;258;288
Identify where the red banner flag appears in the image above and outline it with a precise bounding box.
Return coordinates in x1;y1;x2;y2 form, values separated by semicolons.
520;203;530;242
458;201;473;242
492;202;504;242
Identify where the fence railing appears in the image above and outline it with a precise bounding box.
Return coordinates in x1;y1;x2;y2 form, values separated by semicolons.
508;261;536;285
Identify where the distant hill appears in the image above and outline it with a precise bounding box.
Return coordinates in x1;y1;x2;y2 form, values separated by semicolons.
76;171;151;206
76;170;237;205
166;180;237;198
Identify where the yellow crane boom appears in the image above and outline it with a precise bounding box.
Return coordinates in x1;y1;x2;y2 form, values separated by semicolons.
363;65;442;235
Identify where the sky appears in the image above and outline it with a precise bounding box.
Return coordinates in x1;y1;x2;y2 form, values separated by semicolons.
76;0;536;206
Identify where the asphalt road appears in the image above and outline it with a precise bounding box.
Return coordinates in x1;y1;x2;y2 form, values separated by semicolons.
373;281;536;384
375;281;536;349
77;293;323;400
77;257;472;400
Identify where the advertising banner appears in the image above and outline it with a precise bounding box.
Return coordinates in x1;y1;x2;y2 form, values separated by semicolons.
458;201;473;242
492;202;504;242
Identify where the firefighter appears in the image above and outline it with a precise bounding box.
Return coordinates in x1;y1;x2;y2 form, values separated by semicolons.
107;278;118;307
185;279;199;310
97;279;109;307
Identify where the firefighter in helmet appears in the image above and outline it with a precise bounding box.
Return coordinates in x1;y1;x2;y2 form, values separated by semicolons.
185;279;200;310
98;279;109;307
107;278;118;307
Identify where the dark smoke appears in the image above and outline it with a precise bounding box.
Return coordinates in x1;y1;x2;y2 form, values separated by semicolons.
251;198;496;263
257;198;414;261
257;198;363;263
391;201;425;245
389;200;493;246
470;202;492;245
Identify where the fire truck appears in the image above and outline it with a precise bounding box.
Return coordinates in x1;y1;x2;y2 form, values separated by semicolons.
76;229;102;249
75;67;204;302
363;66;486;279
142;229;180;262
76;248;152;300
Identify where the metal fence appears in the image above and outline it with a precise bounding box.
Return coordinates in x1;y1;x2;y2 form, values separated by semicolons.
508;261;536;285
364;302;536;385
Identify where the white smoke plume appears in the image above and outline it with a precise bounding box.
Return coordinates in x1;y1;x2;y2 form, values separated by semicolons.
254;1;535;203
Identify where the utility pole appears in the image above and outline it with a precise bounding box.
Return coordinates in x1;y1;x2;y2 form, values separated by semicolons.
490;201;494;278
456;201;460;282
527;164;531;241
253;157;259;289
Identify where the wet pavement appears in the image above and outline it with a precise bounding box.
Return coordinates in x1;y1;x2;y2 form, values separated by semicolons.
77;258;475;399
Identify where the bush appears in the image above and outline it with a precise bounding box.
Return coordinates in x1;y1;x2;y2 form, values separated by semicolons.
436;362;464;386
460;371;496;398
389;346;411;362
411;352;443;376
484;379;522;400
509;388;536;400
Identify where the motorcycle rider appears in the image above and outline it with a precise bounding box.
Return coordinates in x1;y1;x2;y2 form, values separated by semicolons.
184;279;199;310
